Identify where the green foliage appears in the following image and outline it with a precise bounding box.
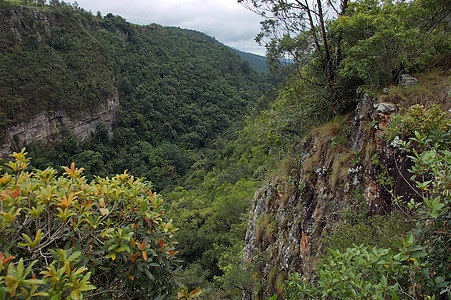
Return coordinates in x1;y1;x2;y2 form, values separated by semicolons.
387;104;450;141
400;129;451;297
325;213;412;254
0;149;181;298
230;48;269;74
245;73;331;150
286;238;430;299
213;243;254;299
334;0;450;88
1;2;270;191
286;105;451;299
167;178;258;284
0;4;116;139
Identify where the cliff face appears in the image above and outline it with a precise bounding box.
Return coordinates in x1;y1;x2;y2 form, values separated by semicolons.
0;4;118;156
0;92;118;156
242;92;420;299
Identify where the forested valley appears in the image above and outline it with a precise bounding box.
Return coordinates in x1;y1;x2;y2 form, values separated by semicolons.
0;0;450;299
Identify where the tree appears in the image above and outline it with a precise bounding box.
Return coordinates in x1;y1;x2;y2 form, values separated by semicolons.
332;0;450;88
239;0;348;95
49;0;60;6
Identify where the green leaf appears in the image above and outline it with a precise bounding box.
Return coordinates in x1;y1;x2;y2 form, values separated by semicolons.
74;267;88;275
148;263;159;267
144;268;155;281
410;251;427;258
99;208;109;216
394;253;409;261
381;275;387;288
405;234;414;245
17;258;24;278
407;245;423;252
67;251;81;262
50;294;60;300
22;233;33;244
31;292;49;297
414;131;422;140
106;253;116;261
117;244;130;253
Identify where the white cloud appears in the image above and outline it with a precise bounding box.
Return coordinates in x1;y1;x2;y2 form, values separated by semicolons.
75;0;266;56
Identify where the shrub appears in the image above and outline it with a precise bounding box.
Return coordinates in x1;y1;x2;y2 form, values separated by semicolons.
387;104;450;141
0;149;181;299
285;238;430;300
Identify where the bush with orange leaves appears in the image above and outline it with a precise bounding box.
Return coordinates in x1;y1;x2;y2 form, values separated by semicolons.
0;149;181;299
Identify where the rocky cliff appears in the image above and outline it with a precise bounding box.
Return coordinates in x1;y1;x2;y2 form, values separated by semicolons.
0;91;118;156
242;87;426;299
0;3;118;156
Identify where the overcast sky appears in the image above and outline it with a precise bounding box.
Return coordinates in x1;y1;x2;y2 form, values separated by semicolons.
75;0;266;56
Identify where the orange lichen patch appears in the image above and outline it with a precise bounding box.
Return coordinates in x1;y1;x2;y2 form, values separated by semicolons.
301;232;309;258
313;206;319;219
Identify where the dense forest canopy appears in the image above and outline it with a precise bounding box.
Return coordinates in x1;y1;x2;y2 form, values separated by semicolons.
0;0;450;299
0;0;272;192
0;0;273;298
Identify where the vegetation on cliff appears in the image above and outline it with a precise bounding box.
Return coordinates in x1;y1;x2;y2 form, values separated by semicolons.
232;0;450;298
0;0;450;298
0;1;116;138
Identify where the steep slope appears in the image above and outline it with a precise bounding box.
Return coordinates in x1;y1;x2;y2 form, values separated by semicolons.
230;48;269;73
242;72;450;299
0;2;117;154
96;18;267;149
0;2;270;191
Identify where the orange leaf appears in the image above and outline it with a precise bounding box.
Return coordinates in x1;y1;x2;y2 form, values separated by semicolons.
189;287;202;296
142;251;147;261
12;189;21;198
130;253;138;262
0;252;15;264
158;239;164;248
136;240;146;251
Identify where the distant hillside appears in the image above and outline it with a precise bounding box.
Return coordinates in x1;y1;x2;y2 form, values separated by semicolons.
230;48;269;73
0;1;271;190
0;2;117;138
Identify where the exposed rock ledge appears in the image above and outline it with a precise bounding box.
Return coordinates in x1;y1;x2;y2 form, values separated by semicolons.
0;92;119;156
242;92;420;299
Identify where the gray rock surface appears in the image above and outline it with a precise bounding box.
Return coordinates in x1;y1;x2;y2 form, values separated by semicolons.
400;74;419;88
0;92;119;156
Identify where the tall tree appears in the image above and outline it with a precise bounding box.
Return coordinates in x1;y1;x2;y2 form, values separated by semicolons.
239;0;347;89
